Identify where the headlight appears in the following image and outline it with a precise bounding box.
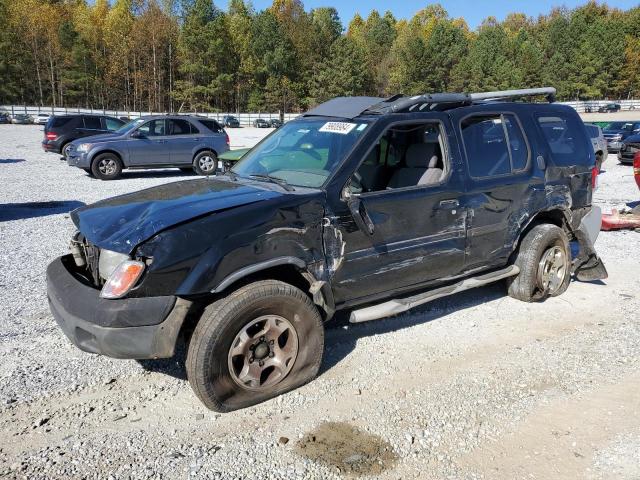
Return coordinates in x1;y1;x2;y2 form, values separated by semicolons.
612;135;623;141
98;249;129;281
77;143;92;153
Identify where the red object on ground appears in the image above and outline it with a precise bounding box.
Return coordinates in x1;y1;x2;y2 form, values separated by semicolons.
634;152;640;190
601;209;640;231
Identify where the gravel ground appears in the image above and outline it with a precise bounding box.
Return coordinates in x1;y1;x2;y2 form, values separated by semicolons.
0;124;639;479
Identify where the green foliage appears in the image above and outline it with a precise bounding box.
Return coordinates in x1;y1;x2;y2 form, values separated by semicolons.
1;0;639;111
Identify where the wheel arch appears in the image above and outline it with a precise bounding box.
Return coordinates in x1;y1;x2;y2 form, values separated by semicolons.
193;147;218;160
509;208;571;261
90;149;124;166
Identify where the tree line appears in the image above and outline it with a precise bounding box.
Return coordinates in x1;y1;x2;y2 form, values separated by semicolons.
0;0;639;113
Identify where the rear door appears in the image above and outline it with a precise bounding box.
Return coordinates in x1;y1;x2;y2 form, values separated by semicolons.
78;115;107;138
166;118;200;165
451;109;539;271
127;119;171;166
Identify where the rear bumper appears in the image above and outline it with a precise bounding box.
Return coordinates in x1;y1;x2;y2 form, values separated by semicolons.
42;141;60;153
47;255;191;359
572;206;608;282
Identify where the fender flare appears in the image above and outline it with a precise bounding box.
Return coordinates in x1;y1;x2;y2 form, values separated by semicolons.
210;256;307;293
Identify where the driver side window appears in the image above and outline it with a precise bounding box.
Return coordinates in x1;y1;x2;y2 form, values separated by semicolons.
352;122;447;194
138;119;166;137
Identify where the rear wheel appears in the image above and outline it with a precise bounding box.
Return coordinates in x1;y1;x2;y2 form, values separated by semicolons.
91;153;123;180
507;224;571;302
186;280;324;412
193;151;218;176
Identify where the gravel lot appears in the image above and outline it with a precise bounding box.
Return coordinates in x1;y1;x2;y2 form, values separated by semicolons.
1;124;639;479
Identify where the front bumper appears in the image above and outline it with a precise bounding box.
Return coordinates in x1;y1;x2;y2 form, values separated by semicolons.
47;255;191;359
66;151;91;168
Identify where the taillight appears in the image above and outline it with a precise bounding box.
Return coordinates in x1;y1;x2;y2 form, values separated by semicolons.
591;166;599;190
45;132;57;141
225;131;230;146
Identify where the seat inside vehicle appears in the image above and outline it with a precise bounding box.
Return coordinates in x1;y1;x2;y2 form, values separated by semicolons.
353;123;446;193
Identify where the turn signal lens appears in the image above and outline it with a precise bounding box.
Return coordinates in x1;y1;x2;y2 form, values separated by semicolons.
634;152;640;175
100;260;145;299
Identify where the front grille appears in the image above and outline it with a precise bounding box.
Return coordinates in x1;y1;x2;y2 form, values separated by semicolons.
70;232;102;286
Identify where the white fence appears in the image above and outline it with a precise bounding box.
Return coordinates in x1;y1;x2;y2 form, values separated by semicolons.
3;99;640;121
0;105;299;126
558;99;640;112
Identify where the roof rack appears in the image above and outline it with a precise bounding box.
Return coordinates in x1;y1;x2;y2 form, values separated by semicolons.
363;87;556;115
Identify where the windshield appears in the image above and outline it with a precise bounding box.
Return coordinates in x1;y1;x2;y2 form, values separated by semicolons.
231;118;370;188
115;118;145;134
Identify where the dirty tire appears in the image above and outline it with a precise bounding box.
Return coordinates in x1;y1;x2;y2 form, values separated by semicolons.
507;224;571;302
186;280;324;412
193;150;218;176
91;153;123;180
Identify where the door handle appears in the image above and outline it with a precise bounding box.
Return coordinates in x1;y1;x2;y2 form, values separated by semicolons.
439;199;459;209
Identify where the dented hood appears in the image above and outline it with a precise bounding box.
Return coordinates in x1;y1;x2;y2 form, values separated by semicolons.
71;178;281;253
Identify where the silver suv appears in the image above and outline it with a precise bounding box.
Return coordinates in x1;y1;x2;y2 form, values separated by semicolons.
584;123;608;169
66;115;230;180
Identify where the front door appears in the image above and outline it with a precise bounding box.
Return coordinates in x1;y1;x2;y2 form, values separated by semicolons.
326;118;467;305
127;119;171;166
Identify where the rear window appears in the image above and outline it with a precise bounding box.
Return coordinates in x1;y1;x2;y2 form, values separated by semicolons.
536;114;589;166
48;116;74;128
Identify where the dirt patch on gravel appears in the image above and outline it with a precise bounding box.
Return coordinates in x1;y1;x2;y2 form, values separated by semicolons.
295;421;398;476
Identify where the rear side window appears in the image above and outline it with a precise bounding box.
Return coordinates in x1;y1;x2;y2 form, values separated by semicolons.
83;116;102;129
461;113;529;178
536;114;589;166
49;116;74;128
199;119;223;133
585;125;599;139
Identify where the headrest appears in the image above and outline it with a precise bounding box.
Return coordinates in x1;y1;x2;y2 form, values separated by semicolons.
406;143;436;168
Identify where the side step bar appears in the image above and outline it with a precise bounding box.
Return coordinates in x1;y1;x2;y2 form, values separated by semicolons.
349;265;520;323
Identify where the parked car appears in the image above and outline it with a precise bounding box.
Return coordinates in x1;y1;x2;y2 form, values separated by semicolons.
601;121;640;152
253;118;269;128
43;114;126;158
584;123;608;170
33;113;52;125
618;133;640;165
598;103;621;113
223;115;240;128
11;114;32;124
65;115;230;180
218;147;250;170
269;119;283;128
47;88;607;412
0;111;10;124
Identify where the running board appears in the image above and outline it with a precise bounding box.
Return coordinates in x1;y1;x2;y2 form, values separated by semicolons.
349;265;520;323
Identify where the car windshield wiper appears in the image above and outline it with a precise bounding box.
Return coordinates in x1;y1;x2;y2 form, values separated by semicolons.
249;174;295;191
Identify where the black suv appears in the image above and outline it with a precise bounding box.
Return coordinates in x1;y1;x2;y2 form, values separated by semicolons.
43;114;125;158
47;88;607;412
598;103;621;113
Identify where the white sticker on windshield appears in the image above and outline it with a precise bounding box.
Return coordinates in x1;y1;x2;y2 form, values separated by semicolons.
357;123;367;131
319;122;357;135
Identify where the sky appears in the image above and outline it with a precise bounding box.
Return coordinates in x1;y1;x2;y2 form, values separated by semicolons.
225;0;639;29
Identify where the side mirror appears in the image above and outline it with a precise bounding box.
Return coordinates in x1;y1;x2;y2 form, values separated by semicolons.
347;195;375;235
131;130;145;139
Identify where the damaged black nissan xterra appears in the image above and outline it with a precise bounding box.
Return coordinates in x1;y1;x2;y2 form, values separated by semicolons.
47;87;607;412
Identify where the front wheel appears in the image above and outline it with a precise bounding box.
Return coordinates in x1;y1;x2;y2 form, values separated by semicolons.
507;224;571;302
186;280;324;412
61;142;73;159
193;151;218;176
91;153;123;180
